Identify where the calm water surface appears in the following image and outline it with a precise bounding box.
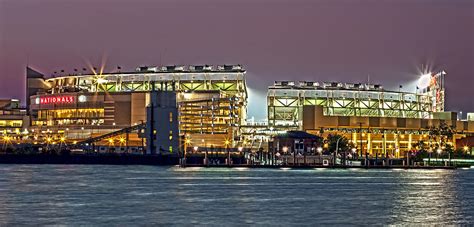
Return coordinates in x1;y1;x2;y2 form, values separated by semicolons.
0;165;473;225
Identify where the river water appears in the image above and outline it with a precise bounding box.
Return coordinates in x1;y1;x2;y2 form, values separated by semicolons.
0;165;473;225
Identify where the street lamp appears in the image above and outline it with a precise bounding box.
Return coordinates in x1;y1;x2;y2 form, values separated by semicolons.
317;147;323;165
181;138;192;166
282;146;289;165
224;139;231;166
437;148;442;163
316;147;323;153
427;148;433;165
351;147;356;158
335;136;343;166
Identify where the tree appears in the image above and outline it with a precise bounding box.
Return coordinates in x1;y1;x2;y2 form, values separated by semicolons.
429;122;456;164
429;122;455;146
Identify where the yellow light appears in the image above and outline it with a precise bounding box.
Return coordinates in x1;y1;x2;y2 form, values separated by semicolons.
224;139;230;145
464;146;469;152
323;143;328;149
73;141;77;145
119;137;126;144
400;135;405;139
108;138;114;145
389;145;393;149
60;137;66;142
362;133;366;137
185;139;191;144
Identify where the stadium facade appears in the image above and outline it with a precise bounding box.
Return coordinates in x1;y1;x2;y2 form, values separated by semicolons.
25;65;247;151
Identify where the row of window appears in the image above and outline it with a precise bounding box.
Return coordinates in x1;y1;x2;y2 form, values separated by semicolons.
37;109;105;119
0;120;23;127
33;119;105;126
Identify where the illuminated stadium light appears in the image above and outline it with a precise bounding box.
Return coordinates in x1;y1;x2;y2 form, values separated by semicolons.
417;73;432;89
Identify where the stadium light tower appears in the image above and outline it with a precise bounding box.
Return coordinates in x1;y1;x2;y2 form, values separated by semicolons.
417;73;432;89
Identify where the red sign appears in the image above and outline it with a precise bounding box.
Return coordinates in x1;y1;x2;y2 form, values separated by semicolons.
40;96;75;104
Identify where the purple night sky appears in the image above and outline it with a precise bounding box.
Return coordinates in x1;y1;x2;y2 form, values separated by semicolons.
1;0;473;120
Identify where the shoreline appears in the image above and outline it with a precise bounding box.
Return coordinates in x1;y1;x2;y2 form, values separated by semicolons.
0;154;461;169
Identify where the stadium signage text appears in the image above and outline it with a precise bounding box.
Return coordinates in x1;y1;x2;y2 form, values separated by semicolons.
39;96;75;104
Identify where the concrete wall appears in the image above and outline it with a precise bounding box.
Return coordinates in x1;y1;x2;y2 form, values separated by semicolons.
131;92;147;125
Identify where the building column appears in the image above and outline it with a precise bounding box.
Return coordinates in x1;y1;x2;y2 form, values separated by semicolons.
382;131;387;159
395;133;399;158
352;132;357;150
408;133;413;151
367;133;372;156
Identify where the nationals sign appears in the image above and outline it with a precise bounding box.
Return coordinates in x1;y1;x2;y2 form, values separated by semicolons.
39;96;75;104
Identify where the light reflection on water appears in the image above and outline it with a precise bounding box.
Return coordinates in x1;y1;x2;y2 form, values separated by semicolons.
0;165;472;225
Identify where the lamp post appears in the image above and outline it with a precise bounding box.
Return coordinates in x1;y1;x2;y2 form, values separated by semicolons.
238;146;243;165
317;147;323;166
437;148;442;166
359;122;363;161
428;147;432;166
193;146;200;165
283;146;288;166
183;138;191;167
351;148;357;160
225;139;231;167
335;137;343;166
